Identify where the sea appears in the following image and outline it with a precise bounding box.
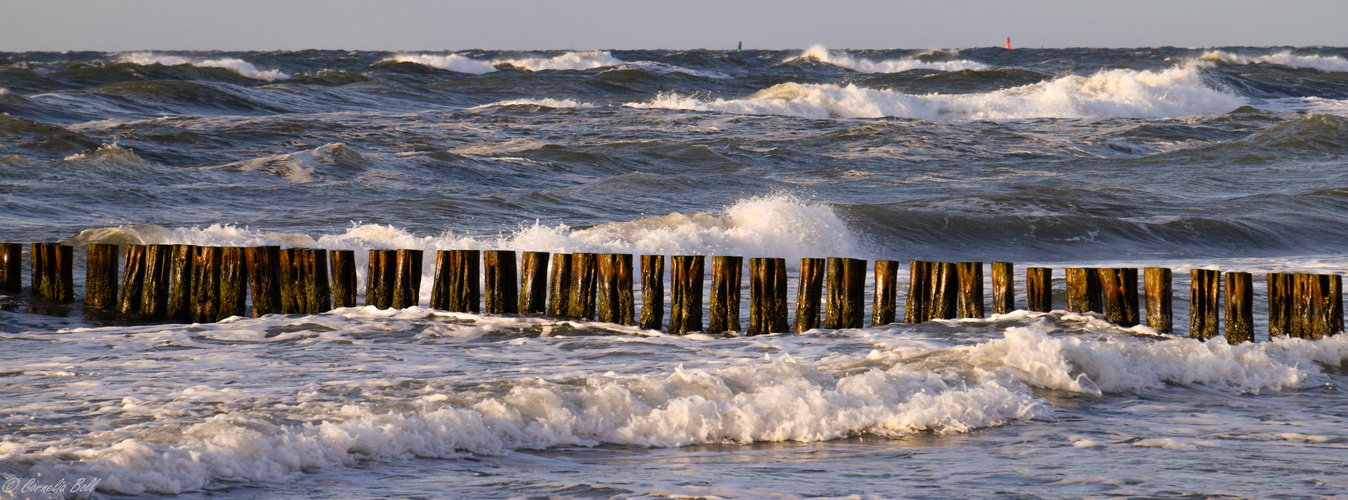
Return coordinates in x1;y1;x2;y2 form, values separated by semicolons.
2;46;1348;499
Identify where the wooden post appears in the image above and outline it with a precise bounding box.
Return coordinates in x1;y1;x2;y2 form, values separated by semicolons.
278;248;300;313
329;250;357;308
84;244;119;310
669;255;704;334
190;246;222;322
1026;267;1052;313
569;252;598;320
483;250;518;314
1144;267;1173;334
307;249;332;313
1098;268;1139;327
167;244;195;322
956;261;984;319
904;260;932;323
392;249;422;309
365;249;396;309
1190;269;1221;340
140;244;171;319
1330;274;1344;336
519;251;549;314
547;253;573;317
1266;273;1292;337
30;243;73;302
990;262;1013;315
1065;268;1101;314
794;258;824;332
218;247;249;319
596;253;633;325
929;262;958;320
430;249;479;312
748;257;788;335
1224;272;1253;344
640;255;664;330
708;256;743;333
117;245;146;318
30;243;49;298
246;246;282;317
872;260;898;326
1;243;22;293
824;257;865;328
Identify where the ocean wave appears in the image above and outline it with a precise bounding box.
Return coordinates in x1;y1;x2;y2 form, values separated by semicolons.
1201;50;1348;73
384;51;625;74
117;52;290;81
627;63;1244;120
213;142;372;183
604;61;731;79
472;98;595;109
787;45;988;73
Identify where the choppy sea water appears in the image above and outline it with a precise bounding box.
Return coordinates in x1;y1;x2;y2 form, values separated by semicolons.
2;46;1347;499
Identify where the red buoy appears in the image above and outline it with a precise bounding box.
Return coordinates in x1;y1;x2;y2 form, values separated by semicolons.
1006;37;1011;49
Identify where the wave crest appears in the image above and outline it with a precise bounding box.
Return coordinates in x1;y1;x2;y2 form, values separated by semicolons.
788;45;987;73
117;52;290;81
1201;50;1348;73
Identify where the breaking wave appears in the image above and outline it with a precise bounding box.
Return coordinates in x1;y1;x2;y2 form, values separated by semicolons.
787;45;988;73
117;52;291;81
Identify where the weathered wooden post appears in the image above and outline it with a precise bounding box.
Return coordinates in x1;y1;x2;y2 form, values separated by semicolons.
1098;268;1139;327
872;260;898;326
1144;267;1173;333
794;258;824;332
669;255;704;334
956;261;984;319
904;261;932;323
307;249;332;313
278;248;301;314
1224;271;1253;343
1065;267;1101;314
1026;267;1052;313
117;245;146;317
392;249;422;309
990;262;1013;315
708;256;743;333
246;246;282;316
640;255;664;329
547;253;574;317
1190;269;1221;340
140;244;171;319
189;246;222;322
1267;273;1292;337
929;262;958;320
329;249;357;308
824;257;865;328
167;244;195;321
748;257;788;335
365;249;396;309
484;250;519;314
569;252;598;320
430;249;479;313
596;253;634;325
218;247;249;319
519;251;549;314
0;243;20;293
1330;274;1344;336
84;244;119;310
30;243;74;302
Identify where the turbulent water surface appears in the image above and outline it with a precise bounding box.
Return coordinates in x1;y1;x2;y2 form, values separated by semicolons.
2;46;1348;499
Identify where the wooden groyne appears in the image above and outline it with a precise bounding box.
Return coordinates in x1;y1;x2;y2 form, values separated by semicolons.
0;242;1344;341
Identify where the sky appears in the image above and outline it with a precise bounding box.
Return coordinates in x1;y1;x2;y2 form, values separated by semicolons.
0;0;1343;52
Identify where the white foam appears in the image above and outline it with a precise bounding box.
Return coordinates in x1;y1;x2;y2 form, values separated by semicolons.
473;98;594;109
385;51;625;74
118;52;290;81
384;53;498;75
627;63;1245;120
494;50;624;72
788;45;987;73
1202;50;1348;73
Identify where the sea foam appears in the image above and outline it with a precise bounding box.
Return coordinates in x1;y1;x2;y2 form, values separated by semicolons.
118;52;290;81
628;63;1245;120
788;45;988;73
1201;50;1348;73
384;51;625;74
